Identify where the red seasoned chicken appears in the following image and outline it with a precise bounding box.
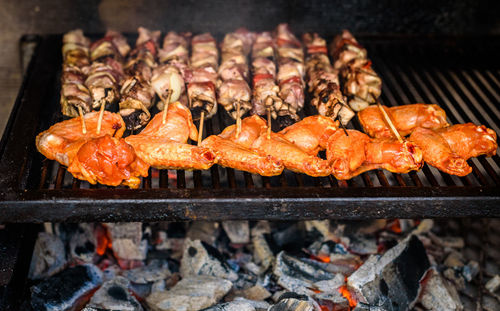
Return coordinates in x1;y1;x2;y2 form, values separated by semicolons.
36;111;125;166
358;104;449;138
278;115;338;155
409;123;497;176
67;135;149;188
327;130;423;180
125;102;216;170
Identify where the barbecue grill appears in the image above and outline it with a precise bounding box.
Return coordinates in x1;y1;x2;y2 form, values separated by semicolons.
0;34;499;222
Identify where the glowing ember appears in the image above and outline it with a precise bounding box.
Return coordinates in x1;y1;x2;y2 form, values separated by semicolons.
95;226;112;256
310;254;331;263
389;220;402;233
338;285;357;308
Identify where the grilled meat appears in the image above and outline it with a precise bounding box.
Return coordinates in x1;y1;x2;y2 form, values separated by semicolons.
303;32;354;125
359;103;449;138
125;102;216;170
327;129;423;180
409;124;497;176
36;111;125;167
67;135;149;188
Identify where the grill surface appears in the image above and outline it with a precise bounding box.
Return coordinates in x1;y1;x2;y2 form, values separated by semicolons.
0;34;499;222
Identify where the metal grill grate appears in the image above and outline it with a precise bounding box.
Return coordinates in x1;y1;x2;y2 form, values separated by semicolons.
0;35;499;222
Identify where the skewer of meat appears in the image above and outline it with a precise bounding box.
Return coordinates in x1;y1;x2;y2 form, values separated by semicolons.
330;30;382;112
87;30;130;133
187;33;219;144
60;30;92;133
302;33;354;125
274;23;305;127
119;27;161;130
217;28;255;135
153;31;192;124
250;32;283;138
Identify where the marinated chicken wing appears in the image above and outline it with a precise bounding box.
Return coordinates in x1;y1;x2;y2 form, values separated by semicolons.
409;124;497;176
36;111;125;166
279;115;338;155
359;104;449;138
125;102;217;170
67;135;149;188
327;130;423;180
201;135;283;176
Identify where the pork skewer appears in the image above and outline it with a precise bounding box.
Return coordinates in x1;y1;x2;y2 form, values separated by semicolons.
250;32;283;138
217;28;255;135
302;32;354;125
60;30;92;133
153;31;192;123
119;27;161;130
330;30;382;112
274;23;305;128
87;30;130;133
187;33;219;144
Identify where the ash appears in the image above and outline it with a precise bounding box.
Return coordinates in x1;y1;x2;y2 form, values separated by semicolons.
26;219;500;311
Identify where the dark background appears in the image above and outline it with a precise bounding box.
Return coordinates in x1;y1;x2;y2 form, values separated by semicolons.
1;0;499;135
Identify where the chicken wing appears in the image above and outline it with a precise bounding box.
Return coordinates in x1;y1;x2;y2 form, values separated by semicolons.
278;115;338;155
358;104;449;138
327;130;423;180
409;123;497;176
125;102;217;170
67;135;149;188
201;135;283;176
36;111;125;166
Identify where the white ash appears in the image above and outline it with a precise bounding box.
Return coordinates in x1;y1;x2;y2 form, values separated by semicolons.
123;259;171;284
69;223;97;263
180;238;238;281
29;232;66;280
419;269;463;311
222;221;250;244
187;221;220;245
232;297;271;310
146;275;233;311
201;300;256;311
105;222;147;261
86;276;143;311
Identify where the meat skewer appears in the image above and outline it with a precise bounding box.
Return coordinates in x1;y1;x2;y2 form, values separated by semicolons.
153;31;192;123
409;124;497;176
87;30;130;133
358;103;449;138
60;30;92;133
274;23;305;127
330;30;382;112
250;32;282;138
217;28;255;135
119;27;161;130
187;33;219;144
302;32;354;125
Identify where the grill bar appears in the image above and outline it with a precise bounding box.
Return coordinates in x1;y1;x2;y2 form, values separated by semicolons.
0;35;499;222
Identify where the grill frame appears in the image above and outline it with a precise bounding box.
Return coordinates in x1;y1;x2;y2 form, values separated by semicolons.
0;34;499;223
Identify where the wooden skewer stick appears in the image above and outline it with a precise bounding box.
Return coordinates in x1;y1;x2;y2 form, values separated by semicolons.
96;99;106;135
377;102;403;143
77;105;87;134
236;101;241;138
265;96;273;139
198;110;205;146
162;89;173;125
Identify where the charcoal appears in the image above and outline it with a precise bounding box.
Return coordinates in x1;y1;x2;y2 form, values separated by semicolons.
419;269;463;311
233;284;272;301
272;223;305;250
232;297;270;310
273;251;341;296
187;221;220;245
268;293;319;311
146;275;233;311
180;239;238;281
462;260;479;281
340;233;378;255
327;253;363;275
69;223;97;263
222;221;250;244
444;251;464;268
486;275;500;293
86;276;143;311
123;259;171;284
252;232;274;272
347;235;430;310
201;300;256;311
305;220;331;241
429;232;464;249
31;264;103;311
483;295;500;311
105;222;147;261
443;268;465;290
29;232;66;279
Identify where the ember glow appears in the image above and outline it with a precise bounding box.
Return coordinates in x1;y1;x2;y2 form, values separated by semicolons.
338;285;357;308
95;225;112;256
